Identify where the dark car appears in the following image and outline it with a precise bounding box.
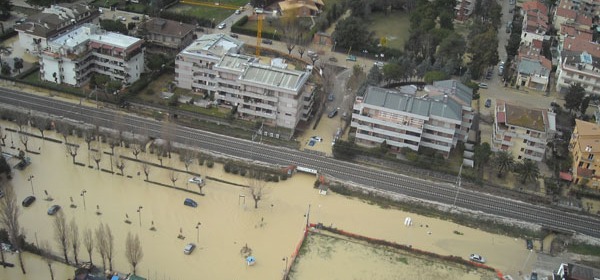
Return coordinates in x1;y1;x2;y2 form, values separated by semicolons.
230;33;239;38
184;198;198;208
132;16;140;20
327;93;334;101
485;99;492;108
47;205;61;215
22;196;36;207
262;39;273;45
526;239;534;250
328;107;339;118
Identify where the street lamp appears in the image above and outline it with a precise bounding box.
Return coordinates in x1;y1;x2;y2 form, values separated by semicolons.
452;163;464;208
27;175;35;196
137;206;143;227
80;190;87;210
195;222;201;243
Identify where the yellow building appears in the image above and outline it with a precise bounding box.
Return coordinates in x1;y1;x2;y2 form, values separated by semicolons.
570;119;600;189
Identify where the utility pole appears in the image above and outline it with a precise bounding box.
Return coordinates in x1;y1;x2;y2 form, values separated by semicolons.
452;163;463;208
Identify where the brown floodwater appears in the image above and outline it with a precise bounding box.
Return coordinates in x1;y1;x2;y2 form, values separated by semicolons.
0;121;533;279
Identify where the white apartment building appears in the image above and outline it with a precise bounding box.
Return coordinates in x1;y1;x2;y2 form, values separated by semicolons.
175;34;315;132
556;46;600;95
350;80;474;158
39;24;144;87
492;100;556;162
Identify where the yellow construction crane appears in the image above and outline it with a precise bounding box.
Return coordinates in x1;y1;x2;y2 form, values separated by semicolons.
256;15;263;57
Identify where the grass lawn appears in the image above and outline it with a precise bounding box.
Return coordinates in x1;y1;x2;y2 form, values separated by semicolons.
167;4;235;23
367;10;411;50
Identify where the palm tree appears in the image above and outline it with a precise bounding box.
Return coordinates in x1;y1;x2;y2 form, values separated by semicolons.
516;159;540;184
493;151;515;177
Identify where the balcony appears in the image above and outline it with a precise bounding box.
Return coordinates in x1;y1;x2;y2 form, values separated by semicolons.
237;107;276;119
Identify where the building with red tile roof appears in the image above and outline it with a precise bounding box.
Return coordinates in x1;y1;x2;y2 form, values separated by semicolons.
553;0;596;30
517;40;552;91
521;1;549;45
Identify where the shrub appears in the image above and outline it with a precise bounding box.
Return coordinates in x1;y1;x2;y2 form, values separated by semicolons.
206;159;214;168
224;161;232;173
240;168;247;176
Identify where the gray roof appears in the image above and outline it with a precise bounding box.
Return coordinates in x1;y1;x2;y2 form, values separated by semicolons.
15;4;99;38
217;54;257;72
240;64;308;91
518;57;550;75
364;86;463;121
182;34;243;57
432;80;473;106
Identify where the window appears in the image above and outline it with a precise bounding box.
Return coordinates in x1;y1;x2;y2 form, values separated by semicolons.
588;154;594;160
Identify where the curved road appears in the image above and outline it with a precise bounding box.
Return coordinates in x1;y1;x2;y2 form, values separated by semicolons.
2;87;600;238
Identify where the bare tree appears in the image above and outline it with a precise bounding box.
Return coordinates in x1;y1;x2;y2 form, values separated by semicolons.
181;151;195;172
91;145;102;170
297;36;307;59
65;144;79;164
169;170;178;187
155;144;164;166
141;160;151;181
279;13;300;55
19;129;29;152
108;136;119;156
83;129;95;150
83;228;94;265
114;154;126;175
130;143;142;159
125;232;143;275
94;224;107;270
55;122;71;143
53;211;70;264
0;125;6;146
39;240;55;280
0;186;26;274
31;116;48;139
248;170;268;209
15;113;29;132
69;218;80;266
104;224;114;271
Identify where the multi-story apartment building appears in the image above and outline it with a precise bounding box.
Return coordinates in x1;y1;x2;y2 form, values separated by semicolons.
140;18;196;50
350;80;474;158
39;24;144;87
569;119;600;188
492;100;556;162
175;34;315;133
553;0;594;31
521;0;549;45
15;3;100;52
555;39;600;95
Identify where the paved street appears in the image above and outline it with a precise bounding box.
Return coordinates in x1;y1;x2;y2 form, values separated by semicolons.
2;87;600;239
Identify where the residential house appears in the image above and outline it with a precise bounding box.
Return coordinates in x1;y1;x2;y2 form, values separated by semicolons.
553;0;595;31
175;34;315;134
521;0;549;45
39;24;144;87
454;0;475;21
516;39;552;91
15;3;100;53
278;0;324;17
554;262;600;279
140;18;195;50
350;80;474;158
492;100;556;162
569;119;600;189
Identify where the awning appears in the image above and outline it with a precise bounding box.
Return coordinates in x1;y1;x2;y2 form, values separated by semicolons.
559;172;572;181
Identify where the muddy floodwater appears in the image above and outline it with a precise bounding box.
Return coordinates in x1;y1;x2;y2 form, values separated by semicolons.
0;121;533;279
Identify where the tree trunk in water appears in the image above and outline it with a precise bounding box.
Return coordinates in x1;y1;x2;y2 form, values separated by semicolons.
63;249;68;264
254;199;258;209
0;248;5;268
88;252;93;265
47;263;54;280
18;251;26;274
108;257;112;271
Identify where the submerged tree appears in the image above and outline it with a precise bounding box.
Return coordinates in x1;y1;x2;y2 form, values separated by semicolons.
83;228;94;265
125;232;143;275
0;187;26;274
39;240;55;280
69;218;80;266
66;143;79;164
53;211;70;264
247;170;268;209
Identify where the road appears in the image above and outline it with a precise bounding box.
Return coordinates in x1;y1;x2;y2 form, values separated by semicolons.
2;87;600;238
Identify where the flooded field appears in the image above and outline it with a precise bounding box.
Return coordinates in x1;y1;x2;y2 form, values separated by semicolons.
0;120;534;279
289;232;498;280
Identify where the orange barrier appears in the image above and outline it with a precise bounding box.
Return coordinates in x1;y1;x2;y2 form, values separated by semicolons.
283;225;309;280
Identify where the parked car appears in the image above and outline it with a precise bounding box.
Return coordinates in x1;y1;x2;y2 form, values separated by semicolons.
217;23;226;29
327;93;334;101
485;99;491;108
328;56;338;62
469;254;486;263
526;239;534;250
530;272;538;280
184;243;196;255
188;177;204;185
47;205;61;215
132;16;140;20
346;55;357;62
118;16;126;21
254;8;264;14
310;136;323;142
374;61;385;69
235;9;241;14
262;39;273;44
16;18;26;24
184;198;198;208
230;33;239;38
328;107;340;118
478;83;488;89
22;196;36;207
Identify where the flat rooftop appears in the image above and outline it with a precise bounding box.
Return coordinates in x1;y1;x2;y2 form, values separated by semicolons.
50;24;141;49
217;54;256;72
241;64;308;91
182;34;243;57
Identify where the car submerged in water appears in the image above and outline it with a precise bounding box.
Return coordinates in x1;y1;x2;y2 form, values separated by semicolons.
469;254;486;263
